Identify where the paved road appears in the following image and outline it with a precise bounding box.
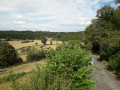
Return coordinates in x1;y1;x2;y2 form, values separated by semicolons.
92;55;120;90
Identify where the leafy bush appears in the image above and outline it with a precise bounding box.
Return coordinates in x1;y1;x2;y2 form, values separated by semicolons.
26;48;46;62
108;51;120;77
46;46;94;89
0;41;23;67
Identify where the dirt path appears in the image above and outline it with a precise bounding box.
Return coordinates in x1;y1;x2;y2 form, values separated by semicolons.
92;55;120;90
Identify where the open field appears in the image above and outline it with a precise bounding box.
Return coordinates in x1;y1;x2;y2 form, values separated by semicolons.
8;40;62;62
8;40;62;49
0;60;46;78
0;40;62;78
0;73;33;90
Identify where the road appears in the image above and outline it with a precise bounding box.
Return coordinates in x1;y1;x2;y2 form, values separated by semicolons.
92;55;120;90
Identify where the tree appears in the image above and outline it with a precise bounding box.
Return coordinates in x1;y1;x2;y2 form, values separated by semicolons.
96;5;114;22
0;41;22;67
41;37;47;45
115;0;120;4
35;42;38;45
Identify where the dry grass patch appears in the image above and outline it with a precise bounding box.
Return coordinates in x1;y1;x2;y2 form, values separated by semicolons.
0;60;46;78
0;81;12;90
8;40;62;49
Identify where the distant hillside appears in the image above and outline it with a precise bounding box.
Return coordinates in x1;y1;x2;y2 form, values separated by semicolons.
0;31;84;41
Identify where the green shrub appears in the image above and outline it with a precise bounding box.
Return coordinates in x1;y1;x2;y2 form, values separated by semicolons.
108;51;120;70
26;48;46;62
46;46;94;89
0;41;23;67
19;64;72;90
108;51;120;77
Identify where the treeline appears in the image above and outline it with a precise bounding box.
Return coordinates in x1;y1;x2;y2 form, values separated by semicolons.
84;4;120;77
0;31;59;40
0;31;84;41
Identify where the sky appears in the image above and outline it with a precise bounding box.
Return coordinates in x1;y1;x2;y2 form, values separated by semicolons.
0;0;116;32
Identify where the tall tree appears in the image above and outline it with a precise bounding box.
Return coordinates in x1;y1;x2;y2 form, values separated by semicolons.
115;0;120;4
96;5;114;22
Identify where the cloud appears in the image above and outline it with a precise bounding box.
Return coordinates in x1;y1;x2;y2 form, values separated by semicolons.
0;0;114;32
16;15;22;19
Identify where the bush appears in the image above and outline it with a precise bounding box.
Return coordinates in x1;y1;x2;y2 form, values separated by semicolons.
46;46;94;89
21;40;29;43
108;51;120;77
0;41;23;67
26;48;46;62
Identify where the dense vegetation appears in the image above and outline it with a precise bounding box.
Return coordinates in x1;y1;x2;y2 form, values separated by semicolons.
84;4;120;77
0;30;84;42
0;31;59;40
0;41;22;67
12;44;94;90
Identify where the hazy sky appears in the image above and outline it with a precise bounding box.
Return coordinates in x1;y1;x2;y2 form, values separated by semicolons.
0;0;116;32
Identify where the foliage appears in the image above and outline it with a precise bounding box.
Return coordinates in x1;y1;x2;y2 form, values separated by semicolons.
46;46;94;89
41;37;47;45
0;72;26;83
20;64;72;90
115;0;120;4
13;45;94;90
0;31;84;42
84;4;120;77
84;5;120;60
0;41;23;67
35;42;38;45
26;48;46;62
108;51;120;77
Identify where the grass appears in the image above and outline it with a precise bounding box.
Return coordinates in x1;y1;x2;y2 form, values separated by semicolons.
9;40;62;62
0;72;27;83
0;60;46;78
0;72;33;90
8;40;62;49
95;65;102;71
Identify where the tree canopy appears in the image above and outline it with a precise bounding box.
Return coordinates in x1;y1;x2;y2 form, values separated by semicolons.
0;41;22;67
